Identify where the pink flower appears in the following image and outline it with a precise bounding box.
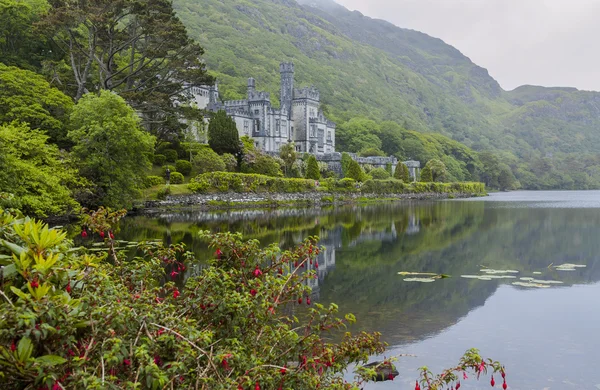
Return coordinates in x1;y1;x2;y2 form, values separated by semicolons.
10;341;15;352
253;266;262;277
306;297;311;305
415;380;421;390
66;283;71;293
250;289;257;297
491;375;495;387
456;381;461;389
99;231;105;239
502;381;507;390
170;271;178;279
109;231;115;240
463;372;468;380
81;230;88;238
255;382;260;390
123;358;131;366
173;289;180;299
215;249;222;259
298;297;303;304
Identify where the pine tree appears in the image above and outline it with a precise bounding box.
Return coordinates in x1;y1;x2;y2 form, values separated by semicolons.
347;160;365;182
208;110;241;155
394;163;410;182
420;165;433;182
306;155;321;180
341;152;352;177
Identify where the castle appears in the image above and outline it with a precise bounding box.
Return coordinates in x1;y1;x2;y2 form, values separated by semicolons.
189;62;336;155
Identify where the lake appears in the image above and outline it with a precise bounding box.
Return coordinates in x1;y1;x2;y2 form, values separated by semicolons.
118;191;600;389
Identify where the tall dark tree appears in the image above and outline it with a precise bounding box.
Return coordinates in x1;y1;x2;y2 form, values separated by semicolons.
305;155;321;180
394;163;410;182
42;0;214;142
208;110;241;155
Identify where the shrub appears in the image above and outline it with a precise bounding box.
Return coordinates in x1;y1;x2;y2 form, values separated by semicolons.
394;163;410;182
163;149;178;163
193;147;226;174
175;160;192;175
170;172;184;184
221;153;238;172
370;167;391;180
422;159;447;182
189;172;316;194
144;175;164;188
156;186;171;199
420;165;433;182
153;154;166;166
347;160;366;182
251;154;283;177
306;155;321;180
162;165;176;173
362;179;406;194
341;152;353;177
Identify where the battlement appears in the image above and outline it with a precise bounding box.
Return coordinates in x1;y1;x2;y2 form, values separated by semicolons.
294;86;320;101
224;99;248;107
280;62;295;73
249;90;271;101
326;120;336;128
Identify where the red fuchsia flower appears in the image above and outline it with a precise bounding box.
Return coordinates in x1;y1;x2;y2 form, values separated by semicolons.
154;355;162;366
280;366;287;375
170;271;178;279
255;382;260;390
479;362;485;373
268;307;275;315
30;279;39;288
66;283;71;293
173;289;180;299
387;373;394;381
456;381;461;389
278;268;283;275
52;383;61;390
123;358;131;366
491;375;495;387
306;297;311;305
298;297;303;304
502;381;507;390
250;289;257;297
157;329;165;336
294;261;298;267
10;341;16;352
415;380;421;390
99;231;105;239
215;249;222;259
81;230;88;238
463;372;468;380
109;231;115;240
501;371;506;379
315;262;319;269
253;266;263;277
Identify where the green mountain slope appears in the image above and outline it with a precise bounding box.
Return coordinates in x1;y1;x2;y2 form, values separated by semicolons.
173;0;600;189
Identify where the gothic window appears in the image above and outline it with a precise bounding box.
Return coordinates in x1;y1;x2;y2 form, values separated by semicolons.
310;124;317;138
327;131;332;142
276;119;281;136
281;121;287;136
244;120;249;134
254;109;260;115
254;119;260;134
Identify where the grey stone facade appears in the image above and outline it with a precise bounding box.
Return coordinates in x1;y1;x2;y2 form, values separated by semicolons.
190;62;336;155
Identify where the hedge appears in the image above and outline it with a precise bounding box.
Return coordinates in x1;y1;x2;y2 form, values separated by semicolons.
189;172;316;194
188;173;486;196
170;172;185;184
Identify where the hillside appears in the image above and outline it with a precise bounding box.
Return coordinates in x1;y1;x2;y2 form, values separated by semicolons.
173;0;600;189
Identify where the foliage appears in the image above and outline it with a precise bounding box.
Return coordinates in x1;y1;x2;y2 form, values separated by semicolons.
221;153;238;172
175;160;192;176
153;154;166;166
0;63;73;147
252;154;283;177
0;123;81;217
347;160;366;182
423;159;447;182
189;172;316;194
208;110;241;156
144;176;164;188
279;142;297;177
306;155;321;180
68;91;155;209
170;172;185;185
420;165;433;182
370;168;391;180
360;147;386;157
42;0;213;142
193;146;226;174
341;152;353;178
394;163;411;182
163;149;179;163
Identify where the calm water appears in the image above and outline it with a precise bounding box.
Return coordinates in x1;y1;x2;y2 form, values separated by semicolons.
118;191;600;389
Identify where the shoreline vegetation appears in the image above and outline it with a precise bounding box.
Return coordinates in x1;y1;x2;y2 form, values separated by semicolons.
140;172;486;211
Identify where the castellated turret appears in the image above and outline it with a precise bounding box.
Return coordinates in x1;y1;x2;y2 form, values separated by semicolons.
280;62;295;119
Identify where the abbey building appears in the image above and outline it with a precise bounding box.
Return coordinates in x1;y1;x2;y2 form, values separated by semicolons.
189;62;336;155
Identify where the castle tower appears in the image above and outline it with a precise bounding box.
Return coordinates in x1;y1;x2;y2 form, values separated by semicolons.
280;62;294;118
247;77;256;97
209;82;219;104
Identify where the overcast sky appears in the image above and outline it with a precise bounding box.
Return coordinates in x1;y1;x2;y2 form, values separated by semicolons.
334;0;600;92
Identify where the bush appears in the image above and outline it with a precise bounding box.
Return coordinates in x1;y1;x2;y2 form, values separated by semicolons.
251;154;283;177
193;147;226;174
144;175;164;188
163;149;179;163
162;165;176;173
189;172;316;194
361;179;406;194
347;160;366;182
341;152;352;177
394;163;410;182
175;160;192;176
306;155;321;180
370;167;391;180
153;154;166;166
221;153;238;172
156;186;171;199
170;172;184;184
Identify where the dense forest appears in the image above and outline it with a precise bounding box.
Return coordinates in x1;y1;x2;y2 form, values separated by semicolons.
173;0;600;190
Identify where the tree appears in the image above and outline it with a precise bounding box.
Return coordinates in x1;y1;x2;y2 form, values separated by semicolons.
359;147;386;157
370;167;390;180
498;164;517;191
279;142;297;177
193;146;226;174
0;63;73;147
478;151;501;188
336;118;382;153
42;0;214;141
394;163;410;182
208;110;241;155
0;122;81;217
68;91;155;208
306;155;321;180
347;160;366;182
422;159;447;182
341;152;353;177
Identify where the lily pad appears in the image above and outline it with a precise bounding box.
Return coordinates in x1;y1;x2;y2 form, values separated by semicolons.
403;278;436;283
461;275;493;281
480;269;519;274
532;272;542;275
512;282;550;288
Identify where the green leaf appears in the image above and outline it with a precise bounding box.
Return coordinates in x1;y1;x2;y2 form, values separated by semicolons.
0;239;24;257
1;264;17;278
36;355;67;366
9;286;29;300
17;337;33;362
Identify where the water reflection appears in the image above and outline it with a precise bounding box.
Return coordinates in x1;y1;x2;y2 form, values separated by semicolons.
119;195;600;388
